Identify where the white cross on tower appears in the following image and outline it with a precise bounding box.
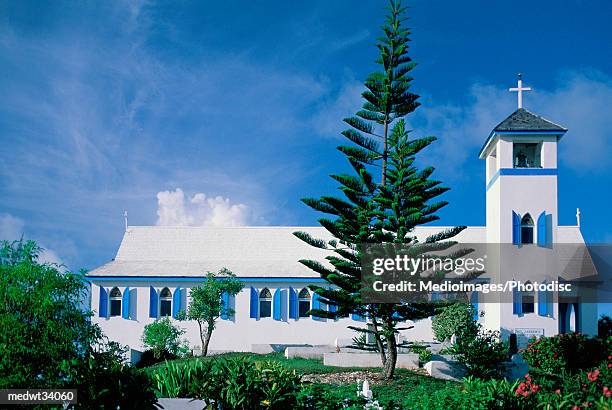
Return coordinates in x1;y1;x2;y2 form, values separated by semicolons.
509;73;532;109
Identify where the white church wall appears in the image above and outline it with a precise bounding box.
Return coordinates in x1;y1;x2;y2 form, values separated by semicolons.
91;281;437;353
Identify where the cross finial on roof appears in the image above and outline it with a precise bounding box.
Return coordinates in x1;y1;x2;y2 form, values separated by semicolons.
509;73;532;109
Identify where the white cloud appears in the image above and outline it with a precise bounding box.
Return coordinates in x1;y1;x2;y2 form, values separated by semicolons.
0;213;63;265
312;78;364;137
156;188;250;227
412;70;612;178
0;213;25;240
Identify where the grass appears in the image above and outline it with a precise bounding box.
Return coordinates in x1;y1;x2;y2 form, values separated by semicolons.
145;352;460;408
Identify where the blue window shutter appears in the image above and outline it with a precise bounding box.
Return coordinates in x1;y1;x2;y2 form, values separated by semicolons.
311;292;323;321
537;211;546;246
352;313;366;322
470;291;479;321
289;287;298;319
513;285;522;315
172;287;181;318
99;287;108;318
149;286;158;318
122;287;130;319
220;292;229;320
249;286;258;318
273;288;282;321
512;211;521;245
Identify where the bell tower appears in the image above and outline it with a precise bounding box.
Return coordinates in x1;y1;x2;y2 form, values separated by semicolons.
479;75;567;245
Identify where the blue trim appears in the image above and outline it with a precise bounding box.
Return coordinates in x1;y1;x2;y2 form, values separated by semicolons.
149;286;158;318
249;286;258;319
172;287;181;318
86;276;327;283
221;292;230;320
122;287;130;319
273;288;282;321
289;287;298;319
486;168;558;191
99;286;108;318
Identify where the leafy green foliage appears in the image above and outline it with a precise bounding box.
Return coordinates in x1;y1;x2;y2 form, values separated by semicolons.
522;334;609;375
183;268;243;356
65;341;158;409
0;240;99;389
599;314;612;338
451;328;509;379
295;0;468;380
0;239;157;408
432;303;478;342
152;356;301;409
141;317;188;359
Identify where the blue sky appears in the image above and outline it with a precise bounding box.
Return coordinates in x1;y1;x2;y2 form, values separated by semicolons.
1;0;611;272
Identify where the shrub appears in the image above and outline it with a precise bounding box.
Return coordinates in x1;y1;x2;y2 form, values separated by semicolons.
68;341;158;409
522;334;609;375
152;357;301;408
600;315;612;338
141;317;189;359
451;329;509;379
151;359;213;398
432;303;478;342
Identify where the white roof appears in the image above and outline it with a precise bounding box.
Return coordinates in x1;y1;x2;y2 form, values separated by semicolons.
87;225;486;278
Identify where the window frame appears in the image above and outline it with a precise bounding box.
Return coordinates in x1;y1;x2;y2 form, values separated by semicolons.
159;287;172;317
109;287;122;317
259;288;272;319
298;288;311;318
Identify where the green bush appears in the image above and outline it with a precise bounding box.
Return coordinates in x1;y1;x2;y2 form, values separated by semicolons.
152;359;213;398
451;329;509;379
0;240;158;409
141;317;189;359
67;341;158;409
152;357;301;409
432;303;478;342
522;333;609;375
599;315;612;338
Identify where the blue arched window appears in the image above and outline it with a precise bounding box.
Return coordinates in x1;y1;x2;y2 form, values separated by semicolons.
521;214;534;244
160;287;172;317
109;287;122;317
259;288;272;318
298;288;311;318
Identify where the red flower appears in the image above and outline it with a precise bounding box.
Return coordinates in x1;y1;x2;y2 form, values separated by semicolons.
604;386;612;398
587;369;600;382
555;389;561;395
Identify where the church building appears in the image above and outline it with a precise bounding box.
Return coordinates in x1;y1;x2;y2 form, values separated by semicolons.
87;78;597;357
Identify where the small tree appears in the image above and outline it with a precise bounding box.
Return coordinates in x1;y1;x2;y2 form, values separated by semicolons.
184;268;243;356
141;317;187;359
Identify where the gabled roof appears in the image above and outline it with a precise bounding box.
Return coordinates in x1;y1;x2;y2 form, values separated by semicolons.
493;108;567;132
478;108;567;158
87;225;486;278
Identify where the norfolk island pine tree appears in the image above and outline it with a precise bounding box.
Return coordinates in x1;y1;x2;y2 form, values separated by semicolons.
294;0;470;380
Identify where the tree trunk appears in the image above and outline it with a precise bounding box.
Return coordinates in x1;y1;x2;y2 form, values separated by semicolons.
370;316;387;365
197;321;207;356
202;329;212;357
383;332;398;380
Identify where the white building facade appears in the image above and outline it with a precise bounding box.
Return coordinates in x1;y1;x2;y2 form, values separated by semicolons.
87;106;597;355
